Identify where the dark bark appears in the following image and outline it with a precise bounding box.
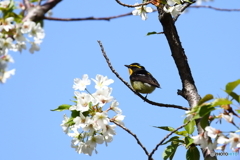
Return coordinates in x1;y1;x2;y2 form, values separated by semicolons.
157;7;216;160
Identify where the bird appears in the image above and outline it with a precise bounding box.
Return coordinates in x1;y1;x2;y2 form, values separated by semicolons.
124;63;160;95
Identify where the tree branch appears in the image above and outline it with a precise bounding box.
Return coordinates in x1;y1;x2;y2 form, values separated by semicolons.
157;8;200;108
23;0;31;9
43;5;240;22
156;6;216;160
97;40;188;111
23;0;62;22
44;12;133;21
111;120;151;158
190;5;240;11
115;0;152;8
149;121;190;159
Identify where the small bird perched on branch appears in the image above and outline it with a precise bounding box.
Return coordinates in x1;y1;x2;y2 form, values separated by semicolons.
125;63;160;95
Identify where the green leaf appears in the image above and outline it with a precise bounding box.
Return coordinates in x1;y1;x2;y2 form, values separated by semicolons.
154;126;188;136
184;118;195;134
197;94;213;106
66;117;74;126
161;136;184;145
236;109;240;114
51;104;71;111
225;91;240;103
197;104;215;117
225;79;240;93
7;12;23;23
155;126;175;132
200;112;210;130
30;0;39;2
186;146;200;160
211;98;232;107
71;110;80;118
82;111;90;117
169;142;178;160
146;31;157;36
185;136;194;148
162;142;179;160
175;131;188;136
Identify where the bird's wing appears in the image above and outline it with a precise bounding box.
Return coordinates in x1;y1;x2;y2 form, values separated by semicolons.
131;70;160;88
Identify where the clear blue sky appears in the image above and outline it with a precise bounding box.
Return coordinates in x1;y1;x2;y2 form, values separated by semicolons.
1;0;240;160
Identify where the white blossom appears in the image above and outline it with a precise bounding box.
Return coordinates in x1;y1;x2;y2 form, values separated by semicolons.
113;114;125;126
92;74;114;90
60;114;71;134
73;74;91;91
0;68;15;83
93;87;113;107
229;133;240;151
164;1;184;18
29;39;41;53
110;100;122;114
205;126;222;139
132;3;153;20
191;132;208;149
2;17;14;32
0;0;10;8
93;112;109;131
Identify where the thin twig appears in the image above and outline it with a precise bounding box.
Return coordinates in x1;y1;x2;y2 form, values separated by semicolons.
44;5;240;22
149;121;190;159
115;0;152;8
190;5;240;12
44;12;133;21
97;40;188;111
111;120;150;157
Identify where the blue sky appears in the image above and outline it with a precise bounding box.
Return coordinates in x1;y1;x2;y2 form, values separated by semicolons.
1;0;240;160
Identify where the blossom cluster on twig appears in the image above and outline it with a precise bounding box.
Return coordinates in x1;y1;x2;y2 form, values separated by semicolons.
0;0;45;83
54;74;125;155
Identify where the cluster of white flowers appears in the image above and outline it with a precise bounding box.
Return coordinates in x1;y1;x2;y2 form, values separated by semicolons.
132;3;153;20
163;1;184;18
0;0;45;83
163;0;214;18
192;126;240;154
60;74;125;156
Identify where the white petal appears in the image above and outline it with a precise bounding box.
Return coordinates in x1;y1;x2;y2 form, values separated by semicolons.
132;10;140;16
145;7;153;13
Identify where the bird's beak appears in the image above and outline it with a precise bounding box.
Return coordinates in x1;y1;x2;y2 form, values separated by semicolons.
124;65;130;68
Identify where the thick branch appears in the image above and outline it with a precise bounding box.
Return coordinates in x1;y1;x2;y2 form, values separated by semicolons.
157;7;216;160
157;8;200;108
23;0;62;22
23;0;31;9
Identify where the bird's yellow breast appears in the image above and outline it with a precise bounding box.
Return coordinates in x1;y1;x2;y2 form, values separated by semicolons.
131;81;156;94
